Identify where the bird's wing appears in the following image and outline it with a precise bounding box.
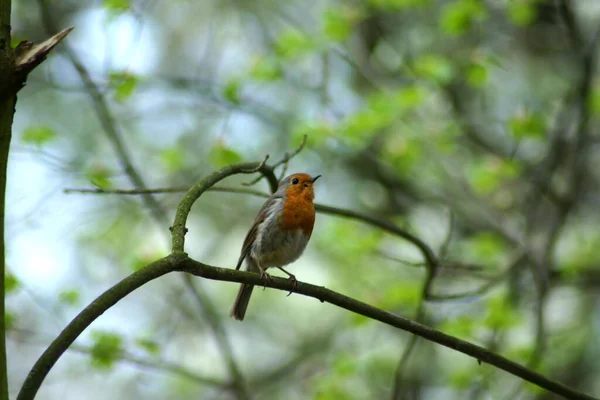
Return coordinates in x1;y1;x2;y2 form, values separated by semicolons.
235;193;283;270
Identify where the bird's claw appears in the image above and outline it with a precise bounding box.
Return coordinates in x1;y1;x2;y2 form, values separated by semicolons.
260;270;272;291
286;274;298;297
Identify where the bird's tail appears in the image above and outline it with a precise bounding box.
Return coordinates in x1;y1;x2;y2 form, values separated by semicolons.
230;283;254;321
230;259;258;321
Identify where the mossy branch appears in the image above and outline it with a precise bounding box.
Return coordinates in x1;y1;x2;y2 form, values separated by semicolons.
16;253;598;400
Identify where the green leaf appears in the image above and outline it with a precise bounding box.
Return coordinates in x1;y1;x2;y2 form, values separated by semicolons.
22;126;56;146
412;54;455;84
291;122;333;147
103;0;130;16
440;316;476;338
333;356;357;377
469;232;507;265
507;0;538;26
440;0;487;36
382;282;421;309
136;338;160;356
5;311;16;330
223;78;241;104
109;72;138;102
484;294;520;328
468;157;521;194
249;57;283;81
508;110;546;139
59;289;80;305
394;84;428;110
589;88;600;115
322;8;363;42
5;273;19;293
350;313;371;326
275;30;318;59
466;63;488;87
367;0;429;11
210;145;242;167
90;331;124;369
160;148;185;172
314;385;356;400
87;166;113;189
342;86;427;139
342;109;392;139
384;136;423;174
506;344;535;363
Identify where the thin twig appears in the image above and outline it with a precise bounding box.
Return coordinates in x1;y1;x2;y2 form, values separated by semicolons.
242;154;270;172
243;135;307;186
439;211;454;260
66;184;440;273
271;134;308;169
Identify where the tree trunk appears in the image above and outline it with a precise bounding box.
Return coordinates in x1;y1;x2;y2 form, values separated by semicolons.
0;0;13;397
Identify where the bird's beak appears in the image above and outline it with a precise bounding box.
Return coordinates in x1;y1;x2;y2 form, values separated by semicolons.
311;175;322;183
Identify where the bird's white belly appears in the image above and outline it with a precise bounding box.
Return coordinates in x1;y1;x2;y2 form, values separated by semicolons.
252;228;309;268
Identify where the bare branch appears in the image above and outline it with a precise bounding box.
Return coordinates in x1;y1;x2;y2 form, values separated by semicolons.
243;135;307;188
16;254;597;400
65;182;440;272
271;134;308;170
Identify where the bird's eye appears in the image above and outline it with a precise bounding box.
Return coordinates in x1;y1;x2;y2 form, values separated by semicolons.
291;178;299;184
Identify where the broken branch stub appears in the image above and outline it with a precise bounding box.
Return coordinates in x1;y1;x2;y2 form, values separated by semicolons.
0;26;73;101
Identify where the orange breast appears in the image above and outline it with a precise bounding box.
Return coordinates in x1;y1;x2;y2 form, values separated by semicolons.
279;196;316;237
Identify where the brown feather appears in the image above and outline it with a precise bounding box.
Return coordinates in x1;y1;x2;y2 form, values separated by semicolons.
230;258;260;320
235;194;281;270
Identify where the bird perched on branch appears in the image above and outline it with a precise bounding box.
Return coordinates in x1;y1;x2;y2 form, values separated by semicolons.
230;173;321;321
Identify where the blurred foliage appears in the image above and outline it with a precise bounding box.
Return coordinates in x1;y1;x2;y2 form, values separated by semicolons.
21;126;56;146
109;72;139;102
89;331;124;370
58;289;80;306
135;337;161;357
5;0;600;399
4;273;19;294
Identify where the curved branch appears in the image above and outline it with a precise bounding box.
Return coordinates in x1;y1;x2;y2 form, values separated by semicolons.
17;256;177;400
17;254;598;400
170;160;275;253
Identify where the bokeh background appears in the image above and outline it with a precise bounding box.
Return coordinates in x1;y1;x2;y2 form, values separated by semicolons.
6;0;600;399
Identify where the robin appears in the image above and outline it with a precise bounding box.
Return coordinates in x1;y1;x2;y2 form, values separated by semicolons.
230;173;321;320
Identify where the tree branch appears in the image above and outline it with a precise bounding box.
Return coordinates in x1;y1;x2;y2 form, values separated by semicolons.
170;160;274;254
64;184;439;271
54;156;597;400
0;1;71;397
16;253;598;400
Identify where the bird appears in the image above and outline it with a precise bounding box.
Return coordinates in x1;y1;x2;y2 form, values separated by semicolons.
230;173;321;321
